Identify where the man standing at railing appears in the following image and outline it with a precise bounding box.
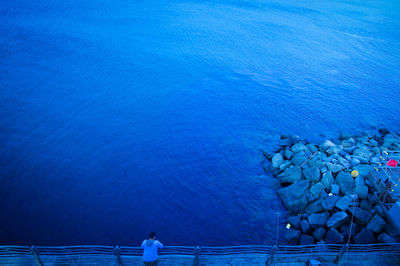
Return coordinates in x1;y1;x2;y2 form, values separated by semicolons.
142;232;164;265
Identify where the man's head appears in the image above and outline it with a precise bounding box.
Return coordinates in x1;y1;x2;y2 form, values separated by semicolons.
149;232;156;240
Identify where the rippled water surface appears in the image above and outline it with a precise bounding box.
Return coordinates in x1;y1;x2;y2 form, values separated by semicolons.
1;0;399;245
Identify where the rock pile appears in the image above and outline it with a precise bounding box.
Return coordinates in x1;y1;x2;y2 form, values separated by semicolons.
267;128;400;245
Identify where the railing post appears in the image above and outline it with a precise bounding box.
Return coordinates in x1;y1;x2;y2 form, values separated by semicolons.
334;243;348;263
194;246;200;266
266;245;277;265
114;245;122;265
30;246;43;266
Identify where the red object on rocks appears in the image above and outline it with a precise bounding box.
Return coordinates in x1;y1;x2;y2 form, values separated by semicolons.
387;159;399;167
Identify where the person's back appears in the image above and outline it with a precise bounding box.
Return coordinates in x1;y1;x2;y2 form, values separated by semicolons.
142;232;163;265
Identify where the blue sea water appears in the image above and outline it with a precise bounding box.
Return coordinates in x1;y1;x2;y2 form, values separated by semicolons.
0;0;399;246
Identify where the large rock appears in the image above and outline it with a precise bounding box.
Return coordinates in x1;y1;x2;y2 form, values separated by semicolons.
341;223;360;239
367;214;386;233
327;212;348;228
354;229;376;244
303;167;321;182
353;145;371;160
313;227;326;242
327;162;344;174
284;149;294;160
322;195;339;210
352;164;373;178
306;144;318;153
291;142;307;153
288;216;301;230
351;158;361;166
377;233;398;243
325;228;344;244
300;234;315;245
354;185;368;199
341;138;355;148
306;199;324;214
310;182;324;198
272;153;284;169
285;229;300;244
292;151;308;166
308;212;330;228
320;140;336;153
350;207;373;225
279;160;291;171
321;171;333;190
330;184;340;194
277;180;310;213
335;195;352;211
277;166;301;184
336;171;355;195
301;219;312;234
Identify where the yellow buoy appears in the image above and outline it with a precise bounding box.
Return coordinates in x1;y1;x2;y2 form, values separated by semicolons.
351;170;359;178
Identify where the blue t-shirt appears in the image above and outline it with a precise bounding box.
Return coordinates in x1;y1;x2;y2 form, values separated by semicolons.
142;239;164;262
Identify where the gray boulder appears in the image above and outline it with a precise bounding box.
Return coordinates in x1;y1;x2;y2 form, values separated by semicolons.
336;171;355;195
354;185;368;199
350;207;373;225
291;142;307;153
285;229;300;244
277;180;310;213
354;228;376;244
288;216;301;230
292;152;308;166
352;164;373;178
306;144;318;153
320;140;336;153
331;184;340;194
308;212;330;228
279;160;291;171
310;182;324;198
325;228;344;244
313;227;326;241
377;233;398;243
322;195;339;211
359;200;372;211
284;149;294;160
367;214;386;233
321;171;333;190
303;167;321;182
277;166;301;184
301;219;312;234
353;145;371;160
306;199;324;214
351;158;361;166
341;138;355;148
335;195;352;211
327;212;348;228
341;223;360;239
272;153;284;169
300;234;315;245
327;162;344;174
354;176;365;187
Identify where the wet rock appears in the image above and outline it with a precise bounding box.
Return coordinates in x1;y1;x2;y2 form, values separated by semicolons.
327;146;343;155
338;157;351;168
322;195;339;211
306;199;324;214
313;227;326;242
284;149;294;160
321;171;333;190
277;180;310;213
352;164;373;178
325;228;344;244
308;212;330;228
277;166;301;184
369;139;378;147
341;223;360;239
310;182;324;198
341;138;355;148
285;229;300;244
354;185;368;199
336;171;354;195
292;152;308;166
320;140;336;153
288;216;301;230
279;160;291;171
366;214;386;233
272;153;284;169
353;146;371;160
301;219;312;234
351;158;361;166
291;142;308;153
354;228;376;244
303;167;321;182
300;234;315;245
377;233;397;243
327;212;348;228
350;207;372;225
327;162;344;174
330;184;340;195
352;155;369;164
280;137;292;147
354;176;365;187
335;195;352;211
306;144;318;153
290;135;301;144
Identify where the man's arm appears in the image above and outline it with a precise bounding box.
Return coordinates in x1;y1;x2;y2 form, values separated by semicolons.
155;240;164;248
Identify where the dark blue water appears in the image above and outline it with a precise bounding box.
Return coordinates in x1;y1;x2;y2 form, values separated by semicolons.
1;0;399;246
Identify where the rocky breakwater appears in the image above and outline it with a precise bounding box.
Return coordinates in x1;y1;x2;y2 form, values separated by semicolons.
267;129;400;245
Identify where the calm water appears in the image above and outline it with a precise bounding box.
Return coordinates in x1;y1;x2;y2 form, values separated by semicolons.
1;0;399;246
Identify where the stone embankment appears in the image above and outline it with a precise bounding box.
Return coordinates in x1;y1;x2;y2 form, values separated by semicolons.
266;128;400;245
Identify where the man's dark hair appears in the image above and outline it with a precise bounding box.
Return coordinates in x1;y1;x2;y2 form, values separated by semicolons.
149;232;156;239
